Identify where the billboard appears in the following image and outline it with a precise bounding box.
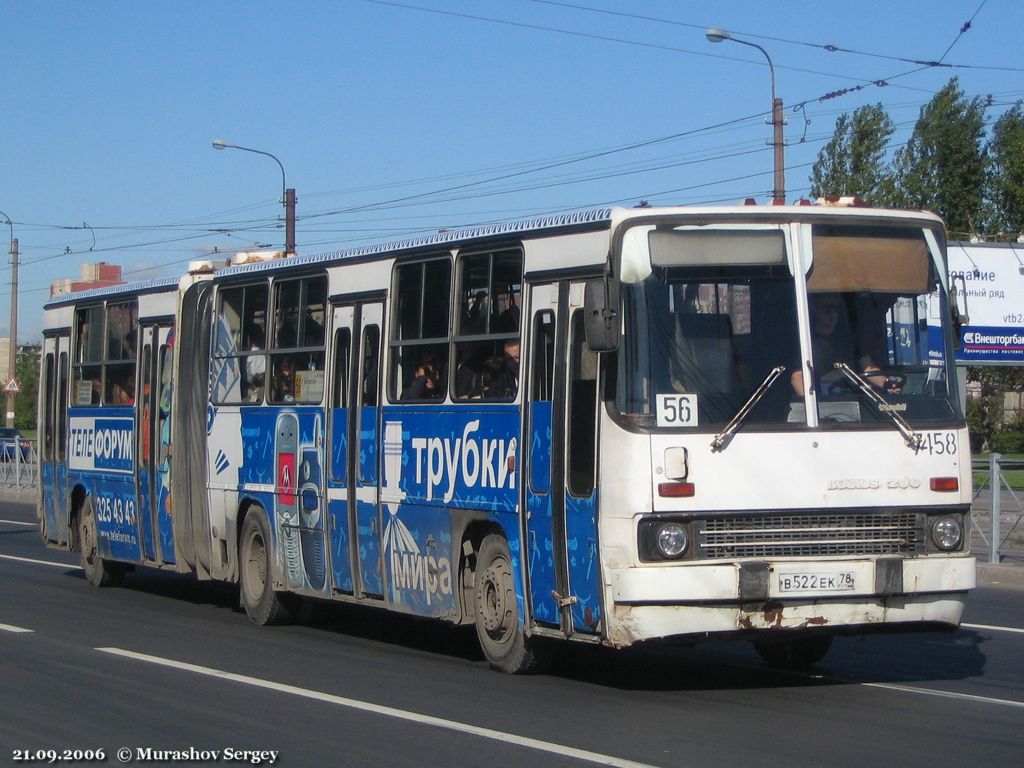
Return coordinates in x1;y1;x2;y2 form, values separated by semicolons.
947;242;1024;365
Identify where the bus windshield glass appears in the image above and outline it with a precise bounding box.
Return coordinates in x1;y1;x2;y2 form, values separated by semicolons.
802;223;960;426
614;221;961;430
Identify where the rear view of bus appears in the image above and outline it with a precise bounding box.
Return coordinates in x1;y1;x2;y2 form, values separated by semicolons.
592;204;974;666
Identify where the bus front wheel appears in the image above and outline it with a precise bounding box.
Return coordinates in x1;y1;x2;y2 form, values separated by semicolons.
473;533;550;674
79;498;123;588
239;509;293;626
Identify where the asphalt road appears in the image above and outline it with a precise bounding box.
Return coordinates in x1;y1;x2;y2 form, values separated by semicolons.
2;498;1022;768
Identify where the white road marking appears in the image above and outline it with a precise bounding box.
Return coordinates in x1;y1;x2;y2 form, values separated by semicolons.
0;553;81;569
0;622;34;633
855;680;1024;709
963;622;1024;635
0;519;37;527
98;647;665;768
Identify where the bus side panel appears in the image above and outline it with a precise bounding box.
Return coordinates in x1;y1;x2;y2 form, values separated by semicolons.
565;492;601;632
525;400;559;625
327;407;353;592
40;462;70;545
156;432;175;563
380;406;521;618
357;406;382;596
137;465;156;559
235;407;329;595
67;408;141;562
384;501;456;617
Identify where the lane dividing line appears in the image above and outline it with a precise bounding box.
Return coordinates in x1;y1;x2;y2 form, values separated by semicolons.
97;647;664;768
962;622;1024;635
854;680;1024;709
0;553;80;569
0;623;34;633
0;519;37;527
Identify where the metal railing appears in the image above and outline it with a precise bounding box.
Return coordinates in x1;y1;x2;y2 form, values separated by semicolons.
0;440;38;491
972;453;1024;563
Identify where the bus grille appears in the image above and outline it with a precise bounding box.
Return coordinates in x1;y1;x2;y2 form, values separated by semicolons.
697;512;923;559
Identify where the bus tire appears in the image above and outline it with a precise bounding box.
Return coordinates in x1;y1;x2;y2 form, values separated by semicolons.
239;509;293;626
754;635;833;668
473;533;550;674
79;497;122;588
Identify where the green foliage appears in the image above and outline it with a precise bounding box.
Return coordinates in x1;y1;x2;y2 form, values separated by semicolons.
966;365;1024;452
810;104;895;205
991;416;1024;454
14;347;39;432
987;102;1024;235
890;78;989;235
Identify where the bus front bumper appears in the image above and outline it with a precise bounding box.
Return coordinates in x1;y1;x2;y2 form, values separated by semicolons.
605;556;976;647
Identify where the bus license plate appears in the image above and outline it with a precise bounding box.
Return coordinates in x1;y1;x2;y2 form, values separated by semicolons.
778;571;856;594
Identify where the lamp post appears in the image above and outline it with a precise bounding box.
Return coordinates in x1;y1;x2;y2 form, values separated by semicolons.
706;28;785;204
0;209;17;428
212;139;296;254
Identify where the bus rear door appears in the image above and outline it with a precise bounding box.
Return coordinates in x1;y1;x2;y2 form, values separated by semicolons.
136;323;174;563
40;332;72;545
327;301;384;599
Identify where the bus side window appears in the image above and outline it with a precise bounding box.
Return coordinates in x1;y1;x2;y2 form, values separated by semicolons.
57;351;69;461
73;306;104;405
43;353;55;461
530;311;555;402
391;258;451;402
212;282;269;404
452;249;523;400
567;311;598;497
361;325;380;407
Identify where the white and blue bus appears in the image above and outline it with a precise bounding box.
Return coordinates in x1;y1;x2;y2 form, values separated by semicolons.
39;201;975;672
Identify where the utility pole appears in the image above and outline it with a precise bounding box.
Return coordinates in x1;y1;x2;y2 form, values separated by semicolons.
7;237;18;428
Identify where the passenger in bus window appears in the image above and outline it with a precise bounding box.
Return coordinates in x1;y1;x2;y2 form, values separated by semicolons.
483;340;519;399
401;356;441;400
274;357;296;402
245;325;266;400
110;377;135;406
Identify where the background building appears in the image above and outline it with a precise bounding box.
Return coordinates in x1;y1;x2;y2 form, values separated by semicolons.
50;262;123;297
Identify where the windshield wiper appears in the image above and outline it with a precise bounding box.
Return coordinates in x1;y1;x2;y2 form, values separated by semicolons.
711;366;785;452
834;362;923;451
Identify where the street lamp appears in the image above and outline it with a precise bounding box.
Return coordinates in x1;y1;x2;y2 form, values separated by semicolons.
212;139;296;254
706;28;785;204
0;209;18;428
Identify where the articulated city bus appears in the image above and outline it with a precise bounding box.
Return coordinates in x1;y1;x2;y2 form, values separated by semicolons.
39;202;975;673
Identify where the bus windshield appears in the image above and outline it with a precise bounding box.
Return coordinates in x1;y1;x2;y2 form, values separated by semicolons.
614;222;961;430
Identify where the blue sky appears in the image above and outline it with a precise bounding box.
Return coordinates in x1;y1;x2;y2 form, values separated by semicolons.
2;0;1022;340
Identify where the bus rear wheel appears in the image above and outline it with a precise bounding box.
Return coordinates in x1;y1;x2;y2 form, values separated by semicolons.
754;635;833;668
79;497;123;588
239;509;293;626
473;533;550;674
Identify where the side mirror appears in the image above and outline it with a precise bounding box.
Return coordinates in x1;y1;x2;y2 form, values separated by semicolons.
950;274;969;350
584;277;619;352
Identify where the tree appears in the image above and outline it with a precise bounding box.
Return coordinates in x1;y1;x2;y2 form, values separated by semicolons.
14;346;39;433
810;104;895;205
986;102;1024;236
891;77;988;236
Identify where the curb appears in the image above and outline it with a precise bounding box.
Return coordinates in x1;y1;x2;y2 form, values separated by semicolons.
977;561;1024;587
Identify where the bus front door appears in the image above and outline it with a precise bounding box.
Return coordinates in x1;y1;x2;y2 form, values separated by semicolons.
40;333;72;545
524;281;602;636
327;301;384;599
136;324;174;564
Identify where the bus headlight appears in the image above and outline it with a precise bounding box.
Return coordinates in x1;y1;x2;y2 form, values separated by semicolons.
656;522;689;559
930;516;963;551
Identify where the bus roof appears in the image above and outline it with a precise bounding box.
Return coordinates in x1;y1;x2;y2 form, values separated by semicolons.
41;203;947;308
44;275;182;310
